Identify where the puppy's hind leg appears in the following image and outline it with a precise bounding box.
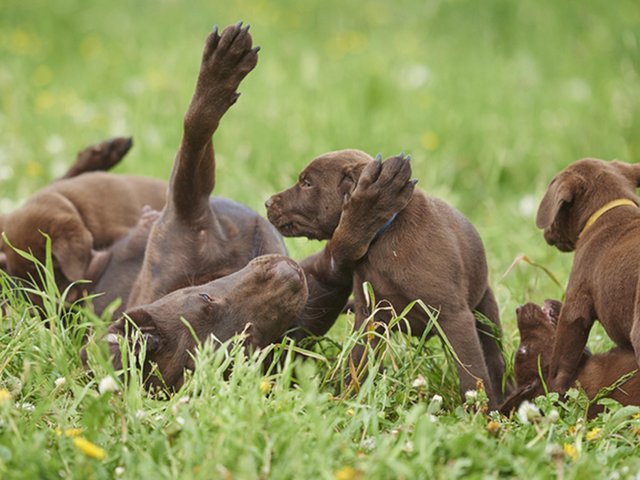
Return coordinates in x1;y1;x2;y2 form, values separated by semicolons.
475;287;511;402
439;308;497;409
170;23;259;220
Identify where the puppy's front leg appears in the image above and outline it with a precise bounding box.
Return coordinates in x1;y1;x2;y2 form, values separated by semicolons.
290;156;415;339
548;293;594;393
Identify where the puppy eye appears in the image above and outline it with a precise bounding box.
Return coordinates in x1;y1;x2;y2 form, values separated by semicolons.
300;178;313;188
199;293;214;303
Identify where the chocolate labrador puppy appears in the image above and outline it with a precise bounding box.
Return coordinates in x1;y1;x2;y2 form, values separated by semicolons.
104;254;308;390
501;301;639;418
536;158;640;393
0;136;166;302
124;23;284;309
91;25;413;389
0;136;135;273
266;149;508;408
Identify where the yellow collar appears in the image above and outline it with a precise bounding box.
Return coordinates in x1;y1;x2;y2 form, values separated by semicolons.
579;198;637;238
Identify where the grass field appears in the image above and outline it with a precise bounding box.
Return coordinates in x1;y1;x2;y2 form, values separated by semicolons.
1;0;640;478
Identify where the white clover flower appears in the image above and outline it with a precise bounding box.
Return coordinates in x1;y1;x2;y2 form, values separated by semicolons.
98;375;119;395
176;416;185;426
517;400;541;424
16;402;35;411
464;390;478;403
412;375;426;389
115;467;125;476
54;377;66;388
427;394;443;415
547;409;560;423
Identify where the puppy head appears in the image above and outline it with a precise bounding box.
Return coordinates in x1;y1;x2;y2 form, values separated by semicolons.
2;193;94;289
105;255;308;390
536;159;640;251
266;150;372;240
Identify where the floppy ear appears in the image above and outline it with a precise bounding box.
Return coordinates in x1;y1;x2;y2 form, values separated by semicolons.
535;179;575;229
499;379;543;416
50;225;94;283
612;160;640;187
338;163;366;203
117;308;162;353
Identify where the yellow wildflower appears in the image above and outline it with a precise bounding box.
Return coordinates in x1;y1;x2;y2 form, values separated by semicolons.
420;131;440;151
585;427;602;441
486;420;500;434
335;466;361;480
55;428;82;438
259;379;272;395
0;389;11;404
563;443;579;462
346;408;355;416
73;437;106;460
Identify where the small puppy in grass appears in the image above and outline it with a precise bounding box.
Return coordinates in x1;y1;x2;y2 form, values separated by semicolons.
501;300;639;418
0;136;166;302
266;150;509;408
536;158;640;393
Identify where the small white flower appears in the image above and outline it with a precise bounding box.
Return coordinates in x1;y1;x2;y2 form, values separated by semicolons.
176;416;185;426
427;394;443;414
464;390;478;403
361;437;376;451
429;414;438;423
517;400;541;424
403;441;414;454
98;375;119;395
16;402;35;411
114;467;125;476
412;375;426;388
54;377;66;388
547;409;559;423
135;410;146;420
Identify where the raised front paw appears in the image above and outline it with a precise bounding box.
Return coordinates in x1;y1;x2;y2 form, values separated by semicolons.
329;153;416;267
195;22;259;111
350;152;415;218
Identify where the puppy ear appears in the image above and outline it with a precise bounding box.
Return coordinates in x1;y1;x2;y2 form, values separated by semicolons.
536;179;575;229
499;379;542;415
50;224;94;283
118;308;162;353
612;160;640;187
338;163;366;203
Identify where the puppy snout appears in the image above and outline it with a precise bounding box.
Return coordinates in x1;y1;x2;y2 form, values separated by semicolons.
271;257;304;284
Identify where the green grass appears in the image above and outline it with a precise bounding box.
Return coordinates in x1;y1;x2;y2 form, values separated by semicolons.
1;0;640;477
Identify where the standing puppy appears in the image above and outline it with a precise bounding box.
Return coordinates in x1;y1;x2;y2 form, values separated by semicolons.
266;150;507;407
537;158;640;392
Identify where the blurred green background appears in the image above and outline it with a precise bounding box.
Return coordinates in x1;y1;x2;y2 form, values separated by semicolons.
2;0;639;343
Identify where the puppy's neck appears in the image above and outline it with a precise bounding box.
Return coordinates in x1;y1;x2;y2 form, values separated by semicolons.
371;212;398;243
579;198;637;238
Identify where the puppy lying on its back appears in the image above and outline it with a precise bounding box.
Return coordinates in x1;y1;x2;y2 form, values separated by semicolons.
266;150;508;408
502;300;639;418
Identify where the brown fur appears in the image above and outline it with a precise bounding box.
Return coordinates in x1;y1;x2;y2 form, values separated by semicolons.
0;136;134;273
536;158;640;392
266;150;508;408
501;301;639;418
104;254;308;390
